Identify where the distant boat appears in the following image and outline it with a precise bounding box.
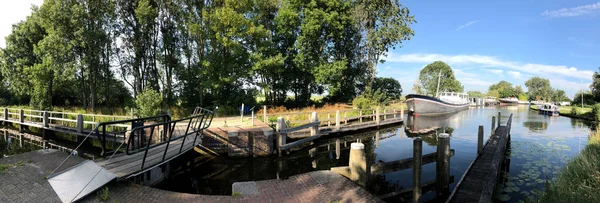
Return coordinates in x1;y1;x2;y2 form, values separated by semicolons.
406;92;470;116
538;104;559;116
499;97;519;105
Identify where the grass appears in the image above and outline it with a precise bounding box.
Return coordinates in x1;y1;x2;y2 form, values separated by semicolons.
231;192;243;197
537;128;600;202
96;187;110;201
0;164;9;175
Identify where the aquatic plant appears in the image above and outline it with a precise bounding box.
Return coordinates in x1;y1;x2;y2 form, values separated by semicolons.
97;187;110;201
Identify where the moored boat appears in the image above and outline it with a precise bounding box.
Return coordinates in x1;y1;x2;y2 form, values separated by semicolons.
405;92;470;116
499;97;519;105
538;104;560;116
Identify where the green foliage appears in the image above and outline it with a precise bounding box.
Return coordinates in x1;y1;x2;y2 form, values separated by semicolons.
419;61;463;96
573;91;596;106
0;164;8;175
571;107;581;116
486;89;500;98
590;67;600;101
134;89;163;118
373;77;402;99
96;187;110;201
518;93;528;101
552;89;570;102
352;87;390;109
488;81;516;98
593;104;600;121
467;91;484;98
525;77;553;101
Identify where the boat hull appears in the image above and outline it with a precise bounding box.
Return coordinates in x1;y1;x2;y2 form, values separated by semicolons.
405;94;469;116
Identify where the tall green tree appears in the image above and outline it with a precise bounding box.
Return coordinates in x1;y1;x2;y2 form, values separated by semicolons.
373;77;402;99
525;77;552;101
467;91;484;98
418;61;463;96
590;67;600;101
488;81;516;98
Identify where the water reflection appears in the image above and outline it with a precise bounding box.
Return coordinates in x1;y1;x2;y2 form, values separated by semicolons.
522;121;548;133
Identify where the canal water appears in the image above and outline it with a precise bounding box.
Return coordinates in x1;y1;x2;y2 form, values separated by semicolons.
0;106;593;202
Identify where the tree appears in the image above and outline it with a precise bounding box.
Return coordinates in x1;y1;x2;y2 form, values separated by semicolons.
418;61;463;96
590;67;600;101
515;85;524;96
486;90;500;98
467;91;484;98
373;77;402;99
552;89;569;102
525;77;552;101
573;91;595;106
488;81;516;98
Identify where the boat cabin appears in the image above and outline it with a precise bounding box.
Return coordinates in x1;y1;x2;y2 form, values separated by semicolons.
438;92;469;105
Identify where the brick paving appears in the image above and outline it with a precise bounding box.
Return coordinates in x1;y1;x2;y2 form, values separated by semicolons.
1;149;382;203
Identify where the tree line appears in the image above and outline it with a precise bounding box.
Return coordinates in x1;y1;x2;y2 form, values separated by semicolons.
0;0;415;112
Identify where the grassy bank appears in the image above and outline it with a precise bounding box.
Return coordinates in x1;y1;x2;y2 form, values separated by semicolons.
537;129;600;202
530;105;594;121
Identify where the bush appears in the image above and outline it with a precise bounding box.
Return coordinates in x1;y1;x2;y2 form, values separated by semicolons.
571;107;581;116
592;104;600;121
352;96;374;109
134;89;163;118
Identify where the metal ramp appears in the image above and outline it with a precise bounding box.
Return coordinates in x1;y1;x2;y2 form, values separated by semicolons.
48;160;116;203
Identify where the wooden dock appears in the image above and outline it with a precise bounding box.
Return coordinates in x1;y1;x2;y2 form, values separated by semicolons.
447;113;513;202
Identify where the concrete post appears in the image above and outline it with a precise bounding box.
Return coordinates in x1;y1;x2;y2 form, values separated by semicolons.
276;117;286;155
376;108;380;124
436;133;450;197
349;142;367;186
77;114;84;133
497;112;501;128
263;105;267;124
413;138;423;203
478;125;484;155
43;111;49;128
310;112;319;136
335;139;341;160
400;105;404;120
335;110;341;130
491;116;496;136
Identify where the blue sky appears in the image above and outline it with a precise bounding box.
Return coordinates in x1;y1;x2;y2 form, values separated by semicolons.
377;0;600;98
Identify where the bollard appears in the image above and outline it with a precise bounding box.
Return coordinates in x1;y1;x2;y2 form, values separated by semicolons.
497;112;501;128
276;117;286;155
491;116;496;136
413;138;423;203
310;112;319;136
263;105;267;124
335;139;341;160
349;142;367;185
376;108;380;124
478;125;484;155
335;110;341;130
436;133;450;197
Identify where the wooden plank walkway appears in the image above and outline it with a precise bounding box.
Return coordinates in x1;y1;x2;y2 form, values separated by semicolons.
447;125;510;202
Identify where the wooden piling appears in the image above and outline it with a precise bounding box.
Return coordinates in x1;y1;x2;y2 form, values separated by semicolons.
335;110;341;130
478;125;484;155
349;142;367;185
491;116;496;136
497;112;501;128
77;114;84;133
413;138;423;203
276;117;286;155
436;133;450;197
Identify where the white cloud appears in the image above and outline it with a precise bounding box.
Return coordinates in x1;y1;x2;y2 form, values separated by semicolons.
0;0;43;48
541;2;600;17
507;71;522;78
487;69;503;74
382;53;594;81
456;20;480;31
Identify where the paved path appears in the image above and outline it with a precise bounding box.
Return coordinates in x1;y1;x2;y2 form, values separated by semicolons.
1;150;382;203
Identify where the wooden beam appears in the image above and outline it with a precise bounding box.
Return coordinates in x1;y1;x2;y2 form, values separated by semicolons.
371;149;455;175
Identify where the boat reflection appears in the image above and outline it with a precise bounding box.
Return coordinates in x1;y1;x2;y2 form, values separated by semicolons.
404;110;469;146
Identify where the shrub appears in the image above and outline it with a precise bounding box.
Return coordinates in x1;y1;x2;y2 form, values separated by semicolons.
352;96;374;109
97;187;110;201
571;107;581;116
592;104;600;121
134;89;163;118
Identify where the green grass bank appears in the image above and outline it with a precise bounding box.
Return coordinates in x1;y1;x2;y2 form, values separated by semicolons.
536;129;600;202
530;105;594;121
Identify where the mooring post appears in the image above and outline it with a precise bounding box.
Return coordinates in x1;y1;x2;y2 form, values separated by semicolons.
376;108;380;124
359;110;363;123
436;133;450;197
491;116;496;136
400;105;404;120
335;139;341;160
276;117;286;155
311;112;319;136
478;125;484;155
497;112;501;128
263;105;267;124
335;110;341;130
413;137;423;203
349;142;367;186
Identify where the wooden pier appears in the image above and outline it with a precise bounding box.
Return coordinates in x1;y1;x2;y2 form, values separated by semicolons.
447;113;513;202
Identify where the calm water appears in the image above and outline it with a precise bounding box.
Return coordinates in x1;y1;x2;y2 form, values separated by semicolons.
156;106;593;202
0;106;593;202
